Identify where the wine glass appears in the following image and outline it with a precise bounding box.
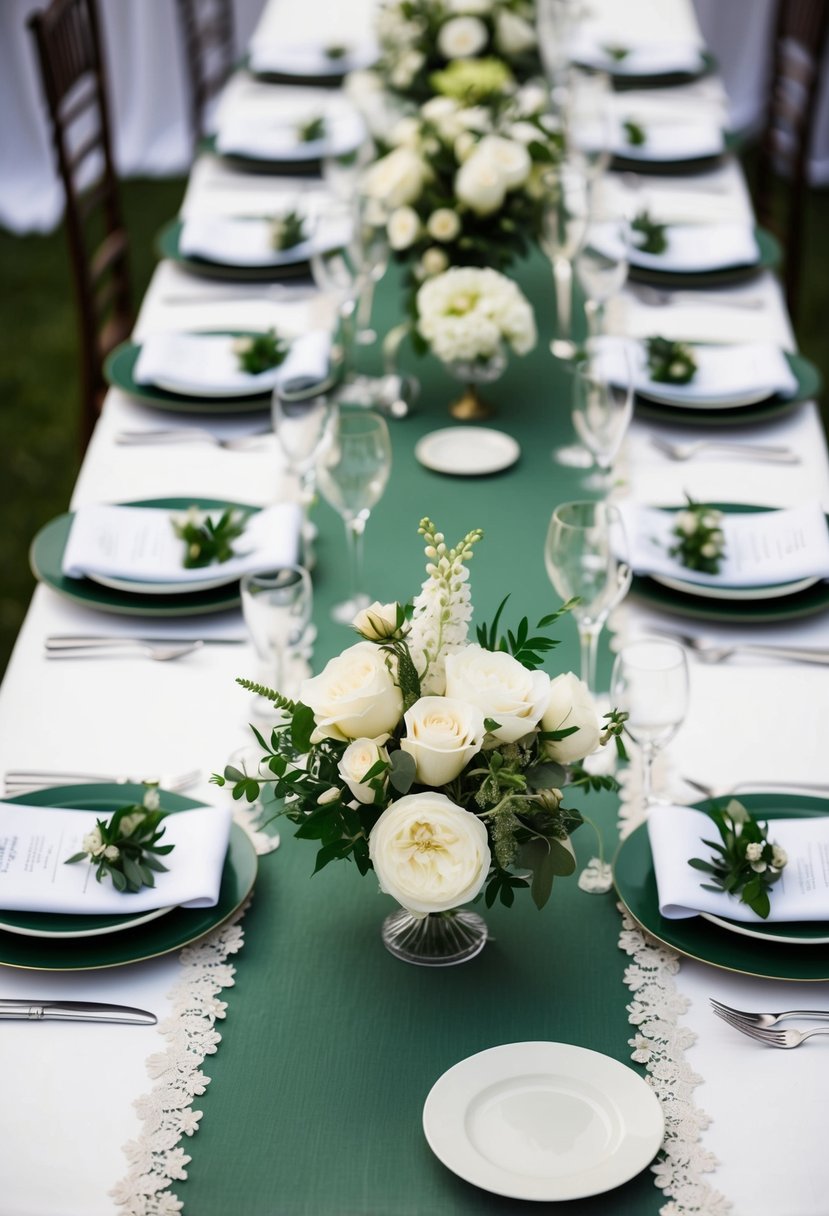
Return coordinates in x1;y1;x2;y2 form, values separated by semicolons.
544;500;631;694
309;205;360;380
538;162;590;361
565;69;614;189
536;0;583;92
571;343;633;489
611;639;689;813
352;190;390;346
241;565;314;704
574;215;631;339
272;382;335;568
315;409;392;623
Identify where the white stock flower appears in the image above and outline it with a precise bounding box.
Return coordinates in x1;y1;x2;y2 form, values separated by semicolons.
476;134;532;189
362;147;429;209
426;208;461;242
494;9;537;55
455;149;507;214
541;672;601;764
368;792;490;915
352;600;405;641
388;205;421;250
444;645;550;743
401;695;486;786
338;738;390;804
299;642;403;742
437;16;489;59
420;246;450;276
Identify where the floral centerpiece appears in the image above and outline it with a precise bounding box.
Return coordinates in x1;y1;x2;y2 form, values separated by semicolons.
214;518;624;966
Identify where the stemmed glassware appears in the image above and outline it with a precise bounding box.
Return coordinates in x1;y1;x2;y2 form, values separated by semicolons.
565;69;614;190
610;639;689;813
574;215;631;339
272;382;334;566
315;409;392;623
536;0;584;94
538;163;590;361
352;192;390;346
571;342;633;489
241;565;314;703
544;500;631;694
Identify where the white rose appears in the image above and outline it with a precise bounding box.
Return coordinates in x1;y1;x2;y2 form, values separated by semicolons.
82;827;105;857
388;205;421;250
437;15;489;59
494;9;537;56
427;208;461;242
338;737;390;804
541;673;601;764
389;116;422;149
514;82;549;116
362;147;428;209
390;49;425;89
369;792;491;915
103;845;120;862
352;600;405;641
476;134;531;189
446;0;492;13
401;695;486;786
444;645;550;743
421;246;449;276
457;105;492;133
299;642;403;742
508;120;543;145
455;150;507;215
454;131;478;162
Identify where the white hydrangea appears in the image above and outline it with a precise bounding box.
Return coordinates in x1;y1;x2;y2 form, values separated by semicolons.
416;266;537;364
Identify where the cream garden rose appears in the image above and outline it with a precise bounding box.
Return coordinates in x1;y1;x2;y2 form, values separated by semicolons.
368;792;491;915
338;738;390;804
455;149;507;214
475;134;531;189
388;205;421;250
444;644;550;743
362;146;429;209
299;642;403;742
401;696;486;786
437;15;489;59
541;672;601;764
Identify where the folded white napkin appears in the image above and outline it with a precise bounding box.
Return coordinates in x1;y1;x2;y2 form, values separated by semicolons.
0;803;232;914
248;38;378;77
649;803;829;922
134;330;331;397
178;213;352;268
62;501;303;584
570;31;705;76
595;335;798;406
627;223;759;273
617;500;829;588
215;96;366;161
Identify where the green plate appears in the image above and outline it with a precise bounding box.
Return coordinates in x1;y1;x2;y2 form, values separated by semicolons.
631;503;829;624
614;796;829;980
201;134;322;176
628;226;781;288
157;219;314;283
242;53;348;88
104;333;272;414
0;784;256;970
29;497;255;618
634;351;821;428
608;49;717;90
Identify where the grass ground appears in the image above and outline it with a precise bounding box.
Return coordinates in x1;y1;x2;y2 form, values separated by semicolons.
0;169;826;678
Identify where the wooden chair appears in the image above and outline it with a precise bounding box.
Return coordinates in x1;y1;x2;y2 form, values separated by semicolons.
173;0;236;147
754;0;829;324
28;0;133;449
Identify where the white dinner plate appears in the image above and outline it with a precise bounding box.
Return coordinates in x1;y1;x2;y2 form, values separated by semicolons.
700;911;829;946
88;568;242;595
635;382;777;410
651;573;819;601
0;904;174;940
415;427;520;477
422;1041;664;1202
148;368;283;400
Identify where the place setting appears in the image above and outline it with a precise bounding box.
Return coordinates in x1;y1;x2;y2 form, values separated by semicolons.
621;216;781;287
246;35;378;85
568;25;712;88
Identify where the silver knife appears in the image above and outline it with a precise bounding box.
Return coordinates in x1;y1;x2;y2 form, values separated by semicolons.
0;999;157;1025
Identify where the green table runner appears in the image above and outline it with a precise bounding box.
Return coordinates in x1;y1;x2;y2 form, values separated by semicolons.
178;254;660;1215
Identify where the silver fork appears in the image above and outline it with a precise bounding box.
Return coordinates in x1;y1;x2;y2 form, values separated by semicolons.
115;429;271;450
710;999;829;1028
45;640;203;662
649;436;799;464
649;629;829;666
628;283;766;309
4;768;201;796
715;1014;829;1049
681;775;829;798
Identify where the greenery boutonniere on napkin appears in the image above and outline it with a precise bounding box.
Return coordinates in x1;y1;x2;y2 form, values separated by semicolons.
669;497;726;574
297;114;327;143
647;336;697;384
623;118;646;147
324;43;347;61
631;210;667;255
603;43;630;63
233;329;288;375
65;787;174;894
173;506;248;568
270;210;307;252
689;799;788;919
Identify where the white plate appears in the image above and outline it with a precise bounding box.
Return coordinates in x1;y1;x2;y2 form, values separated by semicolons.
149;369;282;400
635;382;775;410
0;904;174;940
700;911;829;946
652;573;818;601
422;1041;664;1202
88;568;241;595
415;427;520;477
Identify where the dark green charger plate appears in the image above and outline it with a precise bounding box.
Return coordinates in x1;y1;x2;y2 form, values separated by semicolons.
243;51;351;88
157;218;315;283
614;796;829;980
105;331;272;414
628;226;781;288
634;351;820;428
607;49;717;91
611;127;734;176
631;503;829;624
201;133;322;176
29;497;256;617
0;784;257;971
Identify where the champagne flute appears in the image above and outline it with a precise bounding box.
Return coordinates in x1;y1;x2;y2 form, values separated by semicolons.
565;69;614;189
538;162;590;361
272;383;335;567
309;203;360;379
241;565;314;703
316;410;392;623
571;342;633;489
574;215;631;339
536;0;583;93
611;639;689;812
352;190;390;346
544;500;631;694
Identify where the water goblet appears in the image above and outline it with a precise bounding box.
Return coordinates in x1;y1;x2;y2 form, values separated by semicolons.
315;409;392;623
610;639;689;813
241;565;314;705
571;342;633;490
544;500;631;694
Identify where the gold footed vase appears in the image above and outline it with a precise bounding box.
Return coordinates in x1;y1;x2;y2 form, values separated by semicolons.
446;347;507;422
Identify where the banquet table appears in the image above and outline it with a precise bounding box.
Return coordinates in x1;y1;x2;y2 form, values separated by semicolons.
2;2;829;1215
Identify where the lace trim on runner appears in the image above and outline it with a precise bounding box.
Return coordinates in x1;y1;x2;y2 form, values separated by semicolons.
109;908;248;1216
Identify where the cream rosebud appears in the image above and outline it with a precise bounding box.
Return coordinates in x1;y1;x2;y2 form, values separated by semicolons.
771;845;788;869
427;208;461;242
437;15;489;59
352;600;405;641
421;246;449;276
387;205;421;250
745;842;763;862
338;738;390;804
401;695;486;786
368;792;491;915
444;645;550;743
103;845;120;862
299;642;403;742
455;150;507;215
541;673;601;764
82;827;104;857
143;787;160;811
